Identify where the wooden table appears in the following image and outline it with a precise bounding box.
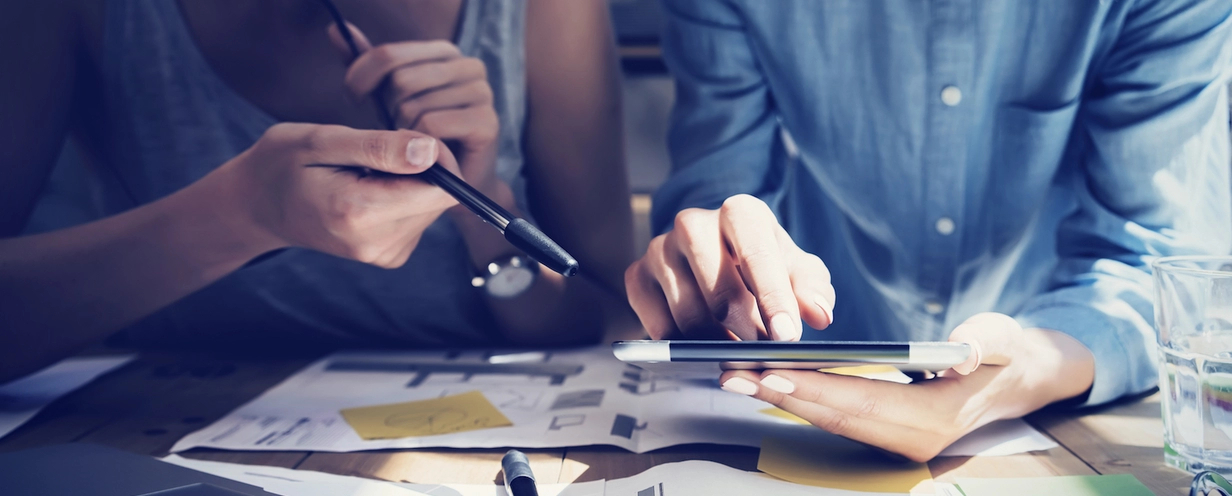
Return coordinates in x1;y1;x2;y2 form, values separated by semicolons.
0;351;1190;495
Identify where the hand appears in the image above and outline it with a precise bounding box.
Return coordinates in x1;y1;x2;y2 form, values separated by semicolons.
328;24;501;195
216;122;459;268
718;312;1096;462
625;194;835;341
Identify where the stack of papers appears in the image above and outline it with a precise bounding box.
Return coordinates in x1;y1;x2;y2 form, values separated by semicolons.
0;356;134;440
166;456;1157;496
165;456;909;496
172;347;1056;456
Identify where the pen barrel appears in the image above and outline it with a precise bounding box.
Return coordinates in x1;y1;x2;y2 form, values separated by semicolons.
421;165;512;231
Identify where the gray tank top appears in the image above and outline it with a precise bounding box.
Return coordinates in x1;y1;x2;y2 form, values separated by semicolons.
68;0;529;347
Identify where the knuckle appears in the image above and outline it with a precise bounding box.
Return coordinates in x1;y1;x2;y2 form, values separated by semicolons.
757;288;796;311
473;80;494;102
816;412;853;437
300;127;329;157
855;395;881;419
472;108;499;142
370;45;396;68
432;39;461;55
360;134;391;170
673;208;706;235
391;69;414;91
720;194;767;216
464;57;488;78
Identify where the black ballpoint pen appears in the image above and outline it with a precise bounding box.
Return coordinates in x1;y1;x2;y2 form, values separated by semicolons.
319;0;579;277
502;449;540;496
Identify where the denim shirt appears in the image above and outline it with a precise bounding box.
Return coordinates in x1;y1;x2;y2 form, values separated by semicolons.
654;0;1232;406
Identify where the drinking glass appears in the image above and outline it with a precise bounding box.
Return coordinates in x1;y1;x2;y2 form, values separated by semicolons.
1157;256;1232;474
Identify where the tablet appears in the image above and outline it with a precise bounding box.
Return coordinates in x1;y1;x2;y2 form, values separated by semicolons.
612;340;971;374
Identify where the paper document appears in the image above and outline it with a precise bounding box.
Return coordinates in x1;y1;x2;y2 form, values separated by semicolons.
341;391;513;439
758;436;933;493
938;418;1057;457
0;355;134;440
166;456;905;496
163;455;603;496
172;347;1055;455
955;474;1154;496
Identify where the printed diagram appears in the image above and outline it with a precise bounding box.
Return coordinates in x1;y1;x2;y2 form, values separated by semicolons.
619;365;681;395
441;388;543;411
611;414;648;439
326;360;584;387
550;389;605;410
637;483;665;496
548;414;586;431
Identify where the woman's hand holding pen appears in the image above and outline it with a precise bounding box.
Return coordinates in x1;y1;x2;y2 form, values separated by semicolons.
327;24;524;271
625;194;836;341
212;123;460;268
328;24;502;198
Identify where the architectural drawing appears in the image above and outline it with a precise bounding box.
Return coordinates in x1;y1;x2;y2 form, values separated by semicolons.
548;414;586;431
610;414;648;439
325;361;585;387
550;389;605;410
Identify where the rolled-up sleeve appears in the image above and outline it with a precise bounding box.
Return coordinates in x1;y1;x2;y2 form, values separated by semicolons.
652;0;787;234
1015;0;1232;406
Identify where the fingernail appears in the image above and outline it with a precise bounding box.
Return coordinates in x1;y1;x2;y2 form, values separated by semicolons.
405;137;436;169
721;377;758;396
815;296;834;326
769;313;799;341
760;375;796;394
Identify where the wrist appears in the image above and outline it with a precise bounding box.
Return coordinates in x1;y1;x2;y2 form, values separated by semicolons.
449;178;521;267
1004;328;1096;414
171;162;289;270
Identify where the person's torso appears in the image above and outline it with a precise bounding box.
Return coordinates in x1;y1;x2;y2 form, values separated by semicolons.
727;0;1126;341
26;0;530;347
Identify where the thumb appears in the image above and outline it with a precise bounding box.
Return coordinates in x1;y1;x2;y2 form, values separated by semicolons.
947;312;1021;375
326;21;373;59
281;124;440;174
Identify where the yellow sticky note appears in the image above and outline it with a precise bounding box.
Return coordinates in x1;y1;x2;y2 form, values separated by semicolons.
820;364;902;376
759;407;810;425
340;391;512;440
759;436;933;494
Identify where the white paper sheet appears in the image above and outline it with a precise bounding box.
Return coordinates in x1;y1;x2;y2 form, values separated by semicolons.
938;419;1057;457
163;455;604;496
164;456;900;496
171;347;1053;456
603;460;906;496
0;355;134;440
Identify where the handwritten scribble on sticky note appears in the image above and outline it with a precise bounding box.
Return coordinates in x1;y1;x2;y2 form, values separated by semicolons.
340;390;513;440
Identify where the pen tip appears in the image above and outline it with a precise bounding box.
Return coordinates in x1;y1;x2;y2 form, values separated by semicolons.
504;219;580;277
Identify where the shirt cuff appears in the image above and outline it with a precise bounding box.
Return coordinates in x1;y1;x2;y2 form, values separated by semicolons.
1015;302;1145;408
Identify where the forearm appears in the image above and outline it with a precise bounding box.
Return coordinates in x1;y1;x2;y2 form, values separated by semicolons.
448;188;610;346
0;167;282;381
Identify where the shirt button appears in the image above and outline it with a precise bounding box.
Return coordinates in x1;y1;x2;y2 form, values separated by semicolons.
925;300;945;315
940;85;962;106
935;217;956;235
